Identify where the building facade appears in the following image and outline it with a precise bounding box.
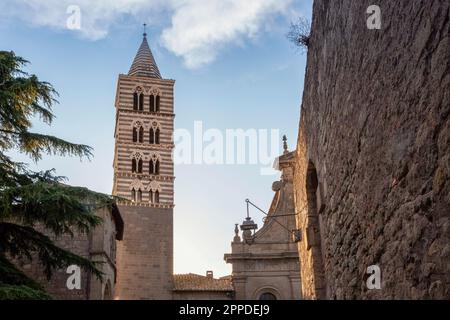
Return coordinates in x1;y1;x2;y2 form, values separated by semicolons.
17;205;123;300
113;33;175;299
224;139;302;300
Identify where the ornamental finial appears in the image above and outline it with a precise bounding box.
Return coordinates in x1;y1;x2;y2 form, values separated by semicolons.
233;224;241;243
283;135;288;154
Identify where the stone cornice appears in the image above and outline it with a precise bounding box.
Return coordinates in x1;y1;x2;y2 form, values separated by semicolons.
224;251;299;262
118;74;176;85
115;172;175;181
117;109;175;118
116;200;174;209
116;141;175;150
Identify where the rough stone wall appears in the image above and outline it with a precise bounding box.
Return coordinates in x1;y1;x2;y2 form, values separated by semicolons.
294;0;450;299
88;206;118;300
18;232;91;300
115;205;173;299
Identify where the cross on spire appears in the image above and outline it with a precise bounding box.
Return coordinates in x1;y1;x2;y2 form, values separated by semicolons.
143;23;147;37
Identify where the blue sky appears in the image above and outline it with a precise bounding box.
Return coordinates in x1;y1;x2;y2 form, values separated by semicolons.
1;0;313;277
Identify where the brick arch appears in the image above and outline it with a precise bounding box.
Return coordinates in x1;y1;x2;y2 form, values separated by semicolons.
147;180;162;192
130;119;146;129
253;286;282;300
133;84;145;93
150;120;162;130
103;280;112;300
149;151;161;162
148;86;162;96
148;87;162;113
132;86;145;111
129;151;144;160
129;179;145;191
149;121;162;144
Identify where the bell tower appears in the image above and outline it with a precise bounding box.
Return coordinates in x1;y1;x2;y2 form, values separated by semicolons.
113;30;175;299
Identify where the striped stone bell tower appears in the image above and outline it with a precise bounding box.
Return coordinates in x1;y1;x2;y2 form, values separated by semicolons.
113;30;175;299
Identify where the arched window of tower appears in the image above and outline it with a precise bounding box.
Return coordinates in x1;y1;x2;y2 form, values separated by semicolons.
149;190;154;204
155;160;160;175
155;128;160;144
138;126;144;143
149;128;154;144
133;92;138;111
156;95;160;112
137;159;143;173
150;94;155;112
132;127;138;143
139;92;144;111
149;121;161;145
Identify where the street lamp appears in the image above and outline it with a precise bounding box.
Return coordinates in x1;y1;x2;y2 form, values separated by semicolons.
241;198;302;244
240;199;258;244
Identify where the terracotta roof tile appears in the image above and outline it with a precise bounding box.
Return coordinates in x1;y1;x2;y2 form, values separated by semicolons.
173;273;234;292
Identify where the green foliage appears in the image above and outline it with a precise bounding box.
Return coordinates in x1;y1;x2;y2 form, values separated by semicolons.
0;51;92;161
0;285;53;300
0;247;52;299
287;17;311;53
0;50;115;299
0;254;43;289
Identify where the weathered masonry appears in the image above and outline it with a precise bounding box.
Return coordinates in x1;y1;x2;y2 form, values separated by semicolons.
293;0;450;299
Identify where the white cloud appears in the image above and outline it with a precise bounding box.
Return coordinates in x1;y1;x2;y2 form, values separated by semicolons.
161;0;292;68
1;0;293;68
0;0;166;40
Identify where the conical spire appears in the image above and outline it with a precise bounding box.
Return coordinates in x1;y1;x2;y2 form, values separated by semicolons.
128;31;162;79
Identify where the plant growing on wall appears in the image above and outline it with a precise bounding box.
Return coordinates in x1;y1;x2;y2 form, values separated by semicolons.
287;16;311;52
